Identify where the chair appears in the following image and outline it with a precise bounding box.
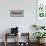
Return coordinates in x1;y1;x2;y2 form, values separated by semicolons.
18;33;30;46
4;33;18;46
4;27;19;46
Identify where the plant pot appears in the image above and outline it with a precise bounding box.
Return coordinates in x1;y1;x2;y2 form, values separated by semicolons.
40;39;45;43
37;39;40;43
37;39;45;44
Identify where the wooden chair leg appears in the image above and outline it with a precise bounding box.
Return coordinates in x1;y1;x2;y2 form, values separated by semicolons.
4;41;7;46
17;34;18;46
4;33;7;46
15;33;18;46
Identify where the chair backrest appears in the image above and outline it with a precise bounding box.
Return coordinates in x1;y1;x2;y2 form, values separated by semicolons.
11;27;18;34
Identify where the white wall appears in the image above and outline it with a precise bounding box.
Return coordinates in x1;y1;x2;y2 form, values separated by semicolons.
0;0;36;42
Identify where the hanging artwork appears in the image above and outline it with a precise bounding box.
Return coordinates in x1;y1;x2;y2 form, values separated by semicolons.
37;0;46;18
10;10;24;17
36;0;46;26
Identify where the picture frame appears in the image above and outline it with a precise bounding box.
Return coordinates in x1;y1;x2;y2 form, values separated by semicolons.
10;10;24;17
36;0;46;26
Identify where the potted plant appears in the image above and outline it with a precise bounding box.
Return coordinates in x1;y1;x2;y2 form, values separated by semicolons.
33;32;46;43
40;26;45;29
32;25;39;30
32;24;45;30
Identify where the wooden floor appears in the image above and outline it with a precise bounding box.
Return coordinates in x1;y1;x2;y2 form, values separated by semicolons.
0;42;46;46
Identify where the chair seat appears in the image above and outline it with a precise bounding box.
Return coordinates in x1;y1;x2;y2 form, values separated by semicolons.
6;33;17;36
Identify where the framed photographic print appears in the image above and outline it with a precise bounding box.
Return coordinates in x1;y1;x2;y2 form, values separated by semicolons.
10;10;24;17
37;0;46;18
36;0;46;26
